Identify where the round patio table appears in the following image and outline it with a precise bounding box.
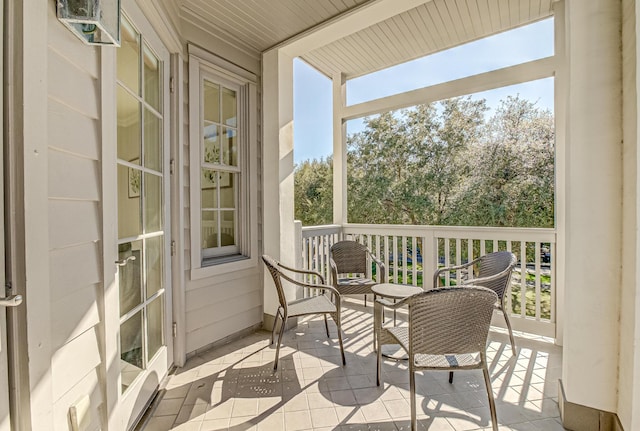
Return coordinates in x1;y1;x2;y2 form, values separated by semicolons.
372;283;423;360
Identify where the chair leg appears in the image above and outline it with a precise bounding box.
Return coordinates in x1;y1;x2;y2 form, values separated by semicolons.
324;314;330;338
482;366;499;431
270;308;281;345
449;371;454;384
273;313;287;371
410;370;417;431
501;304;517;357
333;313;346;365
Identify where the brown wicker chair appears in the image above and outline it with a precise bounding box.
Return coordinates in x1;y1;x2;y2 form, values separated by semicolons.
375;286;499;431
329;240;385;307
433;251;518;357
262;255;346;370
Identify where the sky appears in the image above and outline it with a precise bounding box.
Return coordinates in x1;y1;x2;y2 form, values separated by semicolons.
293;18;554;164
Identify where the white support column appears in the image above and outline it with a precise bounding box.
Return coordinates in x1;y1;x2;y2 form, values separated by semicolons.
561;0;621;419
619;0;640;429
332;73;347;225
553;0;566;348
262;49;296;318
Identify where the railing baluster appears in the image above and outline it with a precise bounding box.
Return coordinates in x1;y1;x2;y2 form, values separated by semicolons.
520;240;527;319
535;241;541;321
455;237;462;285
412;236;418;288
402;235;408;285
444;238;451;286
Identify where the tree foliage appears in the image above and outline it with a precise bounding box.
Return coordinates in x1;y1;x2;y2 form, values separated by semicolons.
294;95;555;228
294;157;333;226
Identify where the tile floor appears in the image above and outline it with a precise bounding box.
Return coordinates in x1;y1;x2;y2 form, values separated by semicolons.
141;298;565;431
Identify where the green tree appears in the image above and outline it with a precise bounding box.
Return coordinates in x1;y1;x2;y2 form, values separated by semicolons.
347;97;488;225
449;96;555;227
294;157;333;225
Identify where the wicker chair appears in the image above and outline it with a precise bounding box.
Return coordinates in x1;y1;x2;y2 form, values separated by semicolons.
262;255;346;370
433;251;518;357
329;240;385;307
375;287;499;431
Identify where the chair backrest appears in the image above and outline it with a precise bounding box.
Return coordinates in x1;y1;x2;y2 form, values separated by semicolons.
330;240;369;274
471;251;516;299
408;286;498;356
262;255;288;311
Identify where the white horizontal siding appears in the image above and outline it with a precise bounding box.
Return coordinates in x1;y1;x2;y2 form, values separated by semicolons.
48;99;100;159
50;242;101;298
51;284;100;351
49;200;100;250
46;4;105;431
184;270;262;352
52;370;102;431
186;307;262;353
51;327;101;400
48;150;100;201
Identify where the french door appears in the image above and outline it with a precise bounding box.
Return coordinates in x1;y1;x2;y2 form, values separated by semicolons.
115;7;172;428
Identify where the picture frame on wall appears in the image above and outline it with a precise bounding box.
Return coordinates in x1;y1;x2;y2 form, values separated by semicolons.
128;158;141;198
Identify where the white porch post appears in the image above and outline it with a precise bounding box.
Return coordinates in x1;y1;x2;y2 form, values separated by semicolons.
561;0;622;425
620;0;640;429
332;73;347;225
262;48;297;323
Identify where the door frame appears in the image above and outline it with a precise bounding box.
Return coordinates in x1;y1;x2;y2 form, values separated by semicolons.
3;2;50;430
103;1;173;429
0;0;9;427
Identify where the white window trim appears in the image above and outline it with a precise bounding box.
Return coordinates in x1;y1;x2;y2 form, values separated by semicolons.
188;45;258;280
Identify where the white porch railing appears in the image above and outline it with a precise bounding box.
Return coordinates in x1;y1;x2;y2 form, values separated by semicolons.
298;223;556;339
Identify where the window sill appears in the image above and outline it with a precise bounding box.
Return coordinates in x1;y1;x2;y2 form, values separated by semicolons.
190;254;258;280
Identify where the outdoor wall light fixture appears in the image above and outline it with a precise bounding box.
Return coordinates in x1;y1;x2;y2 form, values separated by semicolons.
56;0;121;46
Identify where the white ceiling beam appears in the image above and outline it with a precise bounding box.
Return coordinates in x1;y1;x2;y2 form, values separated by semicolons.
274;0;431;57
342;56;557;120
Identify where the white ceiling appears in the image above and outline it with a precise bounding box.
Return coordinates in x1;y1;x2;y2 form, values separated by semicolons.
177;0;555;79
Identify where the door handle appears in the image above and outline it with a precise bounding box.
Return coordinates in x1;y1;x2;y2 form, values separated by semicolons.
0;294;23;307
115;255;136;266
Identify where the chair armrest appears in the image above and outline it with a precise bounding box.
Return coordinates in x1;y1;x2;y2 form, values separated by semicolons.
277;269;341;297
432;256;483;287
329;258;339;286
368;252;386;283
277;261;325;284
463;265;514;287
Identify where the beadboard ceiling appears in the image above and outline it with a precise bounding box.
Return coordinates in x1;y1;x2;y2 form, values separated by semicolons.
178;0;555;79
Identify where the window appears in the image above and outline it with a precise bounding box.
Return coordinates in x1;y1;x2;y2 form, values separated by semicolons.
189;45;258;278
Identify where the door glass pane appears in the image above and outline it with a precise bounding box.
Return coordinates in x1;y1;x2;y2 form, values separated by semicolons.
118;165;142;239
117;87;141;163
202;211;218;248
222;87;237;127
120;310;143;392
220;211;235;246
204;125;220;163
204;81;220;122
119;240;143;316
146;236;164;299
144;173;162;233
143;43;161;112
221;127;237;166
118;18;140;95
147;297;164;362
144;109;162;172
202;170;218;209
